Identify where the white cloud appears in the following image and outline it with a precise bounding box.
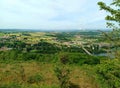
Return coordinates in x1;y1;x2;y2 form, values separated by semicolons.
0;0;112;29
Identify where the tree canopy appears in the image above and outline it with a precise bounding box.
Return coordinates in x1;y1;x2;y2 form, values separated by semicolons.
98;0;120;30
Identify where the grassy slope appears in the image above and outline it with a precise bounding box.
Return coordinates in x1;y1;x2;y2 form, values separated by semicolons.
0;61;99;88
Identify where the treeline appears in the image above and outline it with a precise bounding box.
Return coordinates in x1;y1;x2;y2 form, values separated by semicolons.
0;50;101;65
0;40;86;54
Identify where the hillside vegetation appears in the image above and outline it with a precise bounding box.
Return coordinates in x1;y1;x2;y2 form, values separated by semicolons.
0;30;120;88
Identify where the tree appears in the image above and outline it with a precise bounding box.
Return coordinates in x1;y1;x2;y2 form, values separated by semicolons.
98;0;120;58
98;0;120;29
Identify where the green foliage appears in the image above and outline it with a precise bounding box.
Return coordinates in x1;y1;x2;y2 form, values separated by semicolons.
0;50;101;65
98;0;120;58
0;50;56;62
98;0;120;29
62;46;84;53
0;32;5;36
22;53;37;61
54;54;71;88
0;50;20;60
27;73;44;84
22;33;31;36
0;83;21;88
30;41;61;54
58;53;100;65
95;59;120;88
54;32;73;42
19;65;26;82
54;65;70;88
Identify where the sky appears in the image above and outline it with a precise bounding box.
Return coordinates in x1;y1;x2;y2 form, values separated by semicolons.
0;0;112;30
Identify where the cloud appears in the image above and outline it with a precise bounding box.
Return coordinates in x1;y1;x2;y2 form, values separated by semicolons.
0;0;112;29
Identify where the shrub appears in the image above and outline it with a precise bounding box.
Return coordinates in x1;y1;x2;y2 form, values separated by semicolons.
19;65;26;82
95;59;120;88
54;65;70;88
58;53;100;65
27;73;44;84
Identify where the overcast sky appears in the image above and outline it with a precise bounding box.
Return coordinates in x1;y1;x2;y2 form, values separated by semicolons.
0;0;112;30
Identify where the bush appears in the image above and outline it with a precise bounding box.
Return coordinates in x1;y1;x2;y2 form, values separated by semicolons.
27;73;44;84
95;59;120;88
54;65;70;88
58;53;100;65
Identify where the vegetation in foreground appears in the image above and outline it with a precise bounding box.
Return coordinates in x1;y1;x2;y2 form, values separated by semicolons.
0;50;120;88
